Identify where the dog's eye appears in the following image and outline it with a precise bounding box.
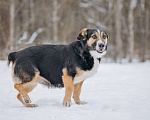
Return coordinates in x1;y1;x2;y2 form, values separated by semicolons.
103;34;106;39
92;35;97;39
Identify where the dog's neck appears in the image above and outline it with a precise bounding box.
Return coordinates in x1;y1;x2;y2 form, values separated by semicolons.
79;40;90;53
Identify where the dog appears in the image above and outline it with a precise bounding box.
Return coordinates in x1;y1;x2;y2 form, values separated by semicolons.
8;28;108;107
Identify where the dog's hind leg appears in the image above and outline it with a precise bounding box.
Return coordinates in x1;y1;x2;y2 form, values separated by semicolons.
14;72;39;107
16;93;38;107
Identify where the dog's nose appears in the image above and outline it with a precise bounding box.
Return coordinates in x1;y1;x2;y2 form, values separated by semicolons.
99;43;105;48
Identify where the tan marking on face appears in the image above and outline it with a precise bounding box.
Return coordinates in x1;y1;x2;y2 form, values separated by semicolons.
62;68;74;107
100;31;107;45
87;32;100;46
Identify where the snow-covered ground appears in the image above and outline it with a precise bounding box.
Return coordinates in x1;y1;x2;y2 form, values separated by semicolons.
0;60;150;120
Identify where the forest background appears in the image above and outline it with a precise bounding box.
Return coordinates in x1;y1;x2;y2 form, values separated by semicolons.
0;0;150;63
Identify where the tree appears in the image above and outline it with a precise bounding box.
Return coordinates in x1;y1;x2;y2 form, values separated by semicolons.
115;0;123;63
52;0;58;42
142;0;150;62
0;0;150;61
128;0;135;62
9;0;15;51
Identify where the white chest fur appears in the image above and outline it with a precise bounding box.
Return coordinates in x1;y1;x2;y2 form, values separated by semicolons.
74;57;99;84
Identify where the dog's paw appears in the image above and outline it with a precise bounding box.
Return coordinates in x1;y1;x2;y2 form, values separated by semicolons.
22;96;31;103
75;101;87;105
25;103;38;108
63;101;72;107
24;99;31;103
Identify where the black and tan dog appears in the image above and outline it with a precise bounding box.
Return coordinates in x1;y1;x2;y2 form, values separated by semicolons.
8;28;108;107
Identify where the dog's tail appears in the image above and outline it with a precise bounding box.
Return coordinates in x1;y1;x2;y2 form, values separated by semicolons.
8;52;17;66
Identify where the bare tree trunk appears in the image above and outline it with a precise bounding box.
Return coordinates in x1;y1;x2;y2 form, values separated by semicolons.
128;0;135;62
29;0;35;32
9;0;15;51
142;0;150;62
52;0;58;42
0;8;2;58
23;1;29;40
46;0;51;42
115;0;122;63
108;0;115;62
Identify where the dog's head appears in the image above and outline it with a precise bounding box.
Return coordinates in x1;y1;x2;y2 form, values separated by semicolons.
77;28;108;58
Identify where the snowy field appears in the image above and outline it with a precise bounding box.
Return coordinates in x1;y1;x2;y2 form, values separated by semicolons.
0;60;150;120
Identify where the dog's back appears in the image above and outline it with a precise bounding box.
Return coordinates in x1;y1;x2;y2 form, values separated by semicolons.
8;45;66;86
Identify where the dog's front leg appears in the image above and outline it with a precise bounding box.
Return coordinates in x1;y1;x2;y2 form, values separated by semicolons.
62;69;74;107
73;81;87;105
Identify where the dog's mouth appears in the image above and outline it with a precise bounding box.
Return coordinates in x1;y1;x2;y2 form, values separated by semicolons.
97;49;103;53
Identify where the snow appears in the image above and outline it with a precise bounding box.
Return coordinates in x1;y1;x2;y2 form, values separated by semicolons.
26;28;45;44
96;7;107;13
18;31;28;44
79;2;92;8
0;60;150;120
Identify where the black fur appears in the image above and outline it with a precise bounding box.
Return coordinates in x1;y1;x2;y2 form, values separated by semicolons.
8;28;108;88
8;52;17;65
8;41;94;87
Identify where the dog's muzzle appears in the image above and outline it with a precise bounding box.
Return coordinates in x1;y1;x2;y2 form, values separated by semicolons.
97;43;105;53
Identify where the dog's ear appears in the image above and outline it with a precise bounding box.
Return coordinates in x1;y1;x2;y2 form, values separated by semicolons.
77;28;88;40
